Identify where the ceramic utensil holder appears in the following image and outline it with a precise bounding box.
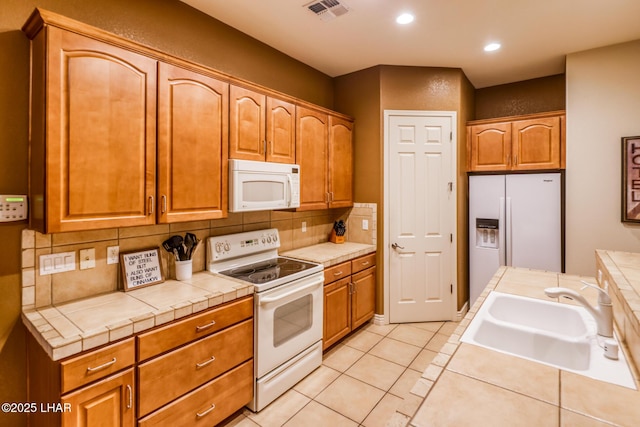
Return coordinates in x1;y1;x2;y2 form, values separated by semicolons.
175;259;193;281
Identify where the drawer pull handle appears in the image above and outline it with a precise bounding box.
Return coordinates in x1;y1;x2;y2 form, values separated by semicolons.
195;320;216;332
196;356;216;369
196;403;216;419
126;385;132;409
333;271;343;276
361;261;370;266
86;357;117;372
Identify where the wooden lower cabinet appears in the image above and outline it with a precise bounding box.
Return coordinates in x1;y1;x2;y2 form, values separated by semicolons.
351;266;376;330
323;276;352;349
26;297;254;427
138;319;253;417
138;360;253;427
61;369;135;427
323;253;376;350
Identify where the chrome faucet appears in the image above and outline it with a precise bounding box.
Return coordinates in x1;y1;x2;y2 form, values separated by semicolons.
544;281;613;338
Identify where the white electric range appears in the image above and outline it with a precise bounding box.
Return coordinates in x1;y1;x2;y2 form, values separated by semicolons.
208;229;324;412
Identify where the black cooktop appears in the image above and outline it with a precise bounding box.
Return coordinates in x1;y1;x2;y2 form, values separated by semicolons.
218;256;320;285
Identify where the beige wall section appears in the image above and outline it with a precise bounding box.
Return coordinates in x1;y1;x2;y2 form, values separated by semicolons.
0;1;335;424
475;74;566;120
335;65;474;314
565;40;640;276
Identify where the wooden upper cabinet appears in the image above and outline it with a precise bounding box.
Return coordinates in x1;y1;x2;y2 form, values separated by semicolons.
157;62;228;223
229;85;266;161
296;106;329;210
32;26;157;232
328;116;354;208
467;111;565;172
230;85;295;164
468;122;511;171
511;116;561;170
266;97;296;164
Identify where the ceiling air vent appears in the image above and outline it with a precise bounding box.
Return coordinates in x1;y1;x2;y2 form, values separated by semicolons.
304;0;350;22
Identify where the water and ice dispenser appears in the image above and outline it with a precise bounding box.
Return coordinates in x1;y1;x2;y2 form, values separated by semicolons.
475;218;499;249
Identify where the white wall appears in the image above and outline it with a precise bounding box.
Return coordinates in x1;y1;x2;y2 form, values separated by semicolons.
566;40;640;276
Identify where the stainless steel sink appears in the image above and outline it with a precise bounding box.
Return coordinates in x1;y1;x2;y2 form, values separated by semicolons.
460;291;636;389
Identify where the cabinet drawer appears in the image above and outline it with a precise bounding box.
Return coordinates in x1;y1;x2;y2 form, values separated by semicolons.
137;296;253;361
61;338;134;394
324;261;351;284
351;253;376;274
138;319;253;417
138;360;253;427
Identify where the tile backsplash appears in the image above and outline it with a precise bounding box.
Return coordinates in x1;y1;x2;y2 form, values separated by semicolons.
21;203;376;309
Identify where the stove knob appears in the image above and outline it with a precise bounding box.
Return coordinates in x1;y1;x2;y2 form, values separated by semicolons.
267;236;272;243
215;242;222;253
272;234;278;242
224;242;231;252
262;237;266;244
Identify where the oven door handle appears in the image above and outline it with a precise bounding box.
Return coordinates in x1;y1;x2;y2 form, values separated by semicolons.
259;279;322;305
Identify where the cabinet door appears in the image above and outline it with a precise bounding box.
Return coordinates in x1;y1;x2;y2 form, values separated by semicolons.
351;266;376;330
62;368;135;427
266;97;296;164
296;106;328;210
44;27;157;232
157;62;228;223
229;85;266;161
328;116;354;208
468;122;511;172
323;277;351;350
511;116;561;170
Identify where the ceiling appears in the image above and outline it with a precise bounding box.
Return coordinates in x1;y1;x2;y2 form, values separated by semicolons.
179;0;640;88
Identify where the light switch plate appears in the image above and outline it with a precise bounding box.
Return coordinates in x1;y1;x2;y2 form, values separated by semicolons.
362;219;369;230
40;252;75;275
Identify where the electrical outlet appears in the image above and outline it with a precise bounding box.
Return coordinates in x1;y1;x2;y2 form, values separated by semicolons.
80;248;96;270
107;246;120;264
362;219;369;230
301;221;307;232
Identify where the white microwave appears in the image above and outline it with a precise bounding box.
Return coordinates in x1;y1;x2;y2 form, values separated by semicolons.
229;159;300;212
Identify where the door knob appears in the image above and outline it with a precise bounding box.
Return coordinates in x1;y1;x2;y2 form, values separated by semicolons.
391;243;405;250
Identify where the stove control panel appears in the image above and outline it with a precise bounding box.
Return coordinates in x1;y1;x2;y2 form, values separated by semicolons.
208;228;280;263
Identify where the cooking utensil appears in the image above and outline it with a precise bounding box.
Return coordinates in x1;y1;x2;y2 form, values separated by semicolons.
162;235;184;261
184;233;197;259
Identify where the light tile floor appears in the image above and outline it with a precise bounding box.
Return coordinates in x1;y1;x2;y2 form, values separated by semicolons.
221;320;459;427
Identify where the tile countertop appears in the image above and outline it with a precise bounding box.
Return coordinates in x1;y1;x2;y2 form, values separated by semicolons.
282;242;376;267
402;266;640;427
21;272;253;361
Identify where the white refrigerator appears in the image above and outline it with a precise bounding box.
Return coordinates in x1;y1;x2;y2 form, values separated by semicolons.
469;173;562;305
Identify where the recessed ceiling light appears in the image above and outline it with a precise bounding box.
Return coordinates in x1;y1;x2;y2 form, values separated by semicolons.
484;43;501;52
396;13;414;25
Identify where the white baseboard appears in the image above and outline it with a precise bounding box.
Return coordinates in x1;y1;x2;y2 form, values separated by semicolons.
456;301;469;322
372;314;385;325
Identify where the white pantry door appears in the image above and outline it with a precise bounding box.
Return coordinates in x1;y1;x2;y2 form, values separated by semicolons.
386;111;456;323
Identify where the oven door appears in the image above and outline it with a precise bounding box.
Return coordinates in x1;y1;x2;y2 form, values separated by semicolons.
255;272;323;378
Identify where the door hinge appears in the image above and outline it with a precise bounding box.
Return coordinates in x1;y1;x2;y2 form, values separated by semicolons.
450;284;453;294
450;233;453;243
450;131;452;141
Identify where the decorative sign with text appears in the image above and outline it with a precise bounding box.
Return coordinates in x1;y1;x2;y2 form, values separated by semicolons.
120;247;164;291
622;136;640;223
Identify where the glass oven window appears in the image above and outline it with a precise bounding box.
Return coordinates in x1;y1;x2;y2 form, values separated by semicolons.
273;294;313;347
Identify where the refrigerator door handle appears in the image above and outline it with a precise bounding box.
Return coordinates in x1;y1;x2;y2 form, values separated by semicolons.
506;196;513;266
498;197;506;266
